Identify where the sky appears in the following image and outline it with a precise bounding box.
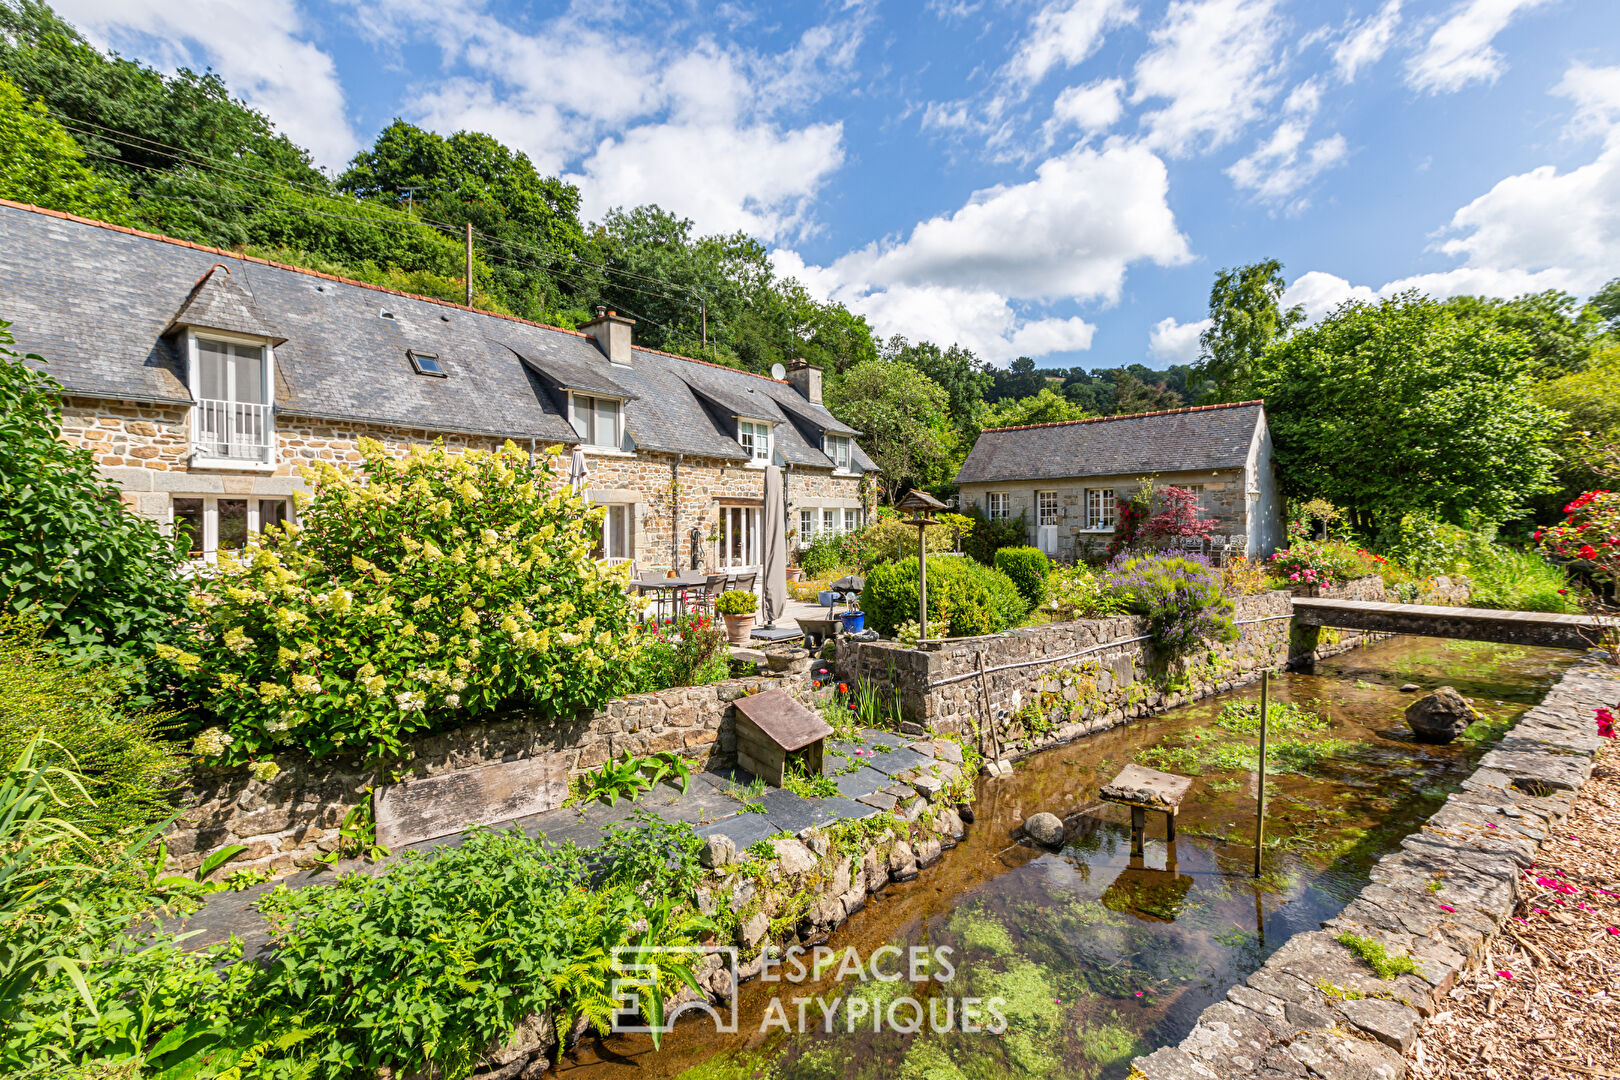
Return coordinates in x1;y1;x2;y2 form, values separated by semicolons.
50;0;1620;370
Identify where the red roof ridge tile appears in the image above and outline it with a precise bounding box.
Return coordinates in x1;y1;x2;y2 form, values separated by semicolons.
979;399;1264;434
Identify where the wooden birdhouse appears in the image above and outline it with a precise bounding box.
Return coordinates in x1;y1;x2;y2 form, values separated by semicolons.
732;688;833;787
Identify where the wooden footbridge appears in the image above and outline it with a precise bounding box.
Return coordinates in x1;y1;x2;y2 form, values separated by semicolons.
1291;597;1606;650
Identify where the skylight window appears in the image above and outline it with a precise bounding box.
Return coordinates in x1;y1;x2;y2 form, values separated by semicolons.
408;349;445;377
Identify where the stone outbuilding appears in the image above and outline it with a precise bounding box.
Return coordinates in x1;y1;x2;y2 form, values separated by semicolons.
0;198;876;572
954;400;1285;562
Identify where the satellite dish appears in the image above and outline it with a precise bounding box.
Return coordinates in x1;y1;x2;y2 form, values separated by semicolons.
770;363;787;380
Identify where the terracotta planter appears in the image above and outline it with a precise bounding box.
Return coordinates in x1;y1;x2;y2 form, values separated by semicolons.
722;612;755;645
786;567;805;582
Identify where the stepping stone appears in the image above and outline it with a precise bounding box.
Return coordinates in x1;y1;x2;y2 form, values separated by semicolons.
639;781;739;825
861;729;908;752
697;766;757;790
858;790;900;812
832;766;890;800
863;746;933;778
760;787;839;833
815;794;879;824
697;812;780;850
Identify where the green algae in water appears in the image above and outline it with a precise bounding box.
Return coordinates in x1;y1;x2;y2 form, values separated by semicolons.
1078;1015;1147;1068
949;905;1017;957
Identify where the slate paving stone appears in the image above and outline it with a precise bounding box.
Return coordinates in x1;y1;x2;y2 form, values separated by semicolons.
697;812;779;849
759;787;845;834
832;767;891;800
512;806;578;840
697;766;757;790
641;781;738;825
570;799;642;830
864;746;933;778
863;728;916;752
534;821;604;850
815;794;879;822
858;790;900;811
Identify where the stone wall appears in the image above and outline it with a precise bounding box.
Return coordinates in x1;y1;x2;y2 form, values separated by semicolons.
168;654;812;880
1131;652;1620;1080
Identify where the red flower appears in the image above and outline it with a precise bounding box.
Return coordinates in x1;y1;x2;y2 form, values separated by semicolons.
1580;544;1599;559
838;683;849;693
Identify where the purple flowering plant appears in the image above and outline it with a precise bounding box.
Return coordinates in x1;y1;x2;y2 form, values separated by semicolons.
1101;551;1238;659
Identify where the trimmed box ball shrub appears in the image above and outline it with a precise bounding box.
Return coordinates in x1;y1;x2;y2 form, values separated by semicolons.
861;556;1026;639
993;546;1050;609
155;439;636;768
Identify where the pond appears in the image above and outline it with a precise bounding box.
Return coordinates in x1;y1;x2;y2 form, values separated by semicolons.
559;635;1576;1080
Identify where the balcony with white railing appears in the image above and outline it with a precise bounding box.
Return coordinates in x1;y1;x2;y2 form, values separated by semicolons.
194;398;273;464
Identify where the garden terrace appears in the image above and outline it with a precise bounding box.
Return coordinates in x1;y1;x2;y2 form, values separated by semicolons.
1293;597;1606;650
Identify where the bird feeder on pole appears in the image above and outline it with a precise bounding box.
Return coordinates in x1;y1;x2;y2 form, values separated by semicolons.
895;489;947;642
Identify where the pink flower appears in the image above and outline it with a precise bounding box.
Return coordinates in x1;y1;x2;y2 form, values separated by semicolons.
1495;970;1513;979
1438;904;1456;913
1608;927;1620;936
1134;991;1144;998
1486;822;1498;829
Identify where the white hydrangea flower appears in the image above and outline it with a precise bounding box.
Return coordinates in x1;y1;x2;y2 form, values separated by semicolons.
247;760;281;782
394;690;426;712
191;727;233;757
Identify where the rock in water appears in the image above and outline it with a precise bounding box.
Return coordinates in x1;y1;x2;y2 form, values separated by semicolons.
1023;812;1066;848
1405;686;1477;744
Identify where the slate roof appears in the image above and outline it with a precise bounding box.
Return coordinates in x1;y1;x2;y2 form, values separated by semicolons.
0;200;871;469
955;401;1264;485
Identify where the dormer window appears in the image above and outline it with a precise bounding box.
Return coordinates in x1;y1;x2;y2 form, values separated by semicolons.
190;334;273;466
825;434;853;471
738;419;772;463
570;392;622;449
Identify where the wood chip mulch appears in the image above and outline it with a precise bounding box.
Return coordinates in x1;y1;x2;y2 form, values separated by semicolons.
1411;752;1620;1080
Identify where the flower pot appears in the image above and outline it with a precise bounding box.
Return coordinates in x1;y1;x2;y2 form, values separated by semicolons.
838;610;865;633
786;567;805;582
722;612;755;645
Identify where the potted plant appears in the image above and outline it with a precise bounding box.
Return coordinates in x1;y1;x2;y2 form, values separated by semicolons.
716;588;758;645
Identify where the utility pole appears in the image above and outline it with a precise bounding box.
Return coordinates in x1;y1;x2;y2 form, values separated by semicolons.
464;223;473;307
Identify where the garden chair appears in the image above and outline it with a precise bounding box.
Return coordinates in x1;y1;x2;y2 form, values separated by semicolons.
697;573;728;615
731;571;758;599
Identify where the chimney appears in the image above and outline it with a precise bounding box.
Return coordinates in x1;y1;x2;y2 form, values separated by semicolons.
786;358;822;405
580;307;635;365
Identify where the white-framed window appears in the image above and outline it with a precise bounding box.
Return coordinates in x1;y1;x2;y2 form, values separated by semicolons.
825;434;853;470
191;334;273;465
719;505;762;568
1036;491;1059;526
822;508;838;535
172;495;291;561
799;508;817;543
986;492;1010;521
592;503;634;561
844;508;860;533
1085;489;1116;531
570;392;622;449
738;420;773;463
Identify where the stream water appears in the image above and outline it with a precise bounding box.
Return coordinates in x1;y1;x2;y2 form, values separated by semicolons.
560;635;1576;1080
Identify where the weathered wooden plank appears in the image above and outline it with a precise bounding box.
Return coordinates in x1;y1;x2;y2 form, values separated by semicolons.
374;753;568;849
1291;597;1601;650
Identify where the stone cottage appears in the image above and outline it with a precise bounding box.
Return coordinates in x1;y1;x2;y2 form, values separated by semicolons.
954;400;1284;561
0;199;875;570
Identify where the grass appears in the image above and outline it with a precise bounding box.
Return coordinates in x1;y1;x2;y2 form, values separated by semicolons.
1214;699;1329;737
1337;932;1418;979
1465;544;1580;614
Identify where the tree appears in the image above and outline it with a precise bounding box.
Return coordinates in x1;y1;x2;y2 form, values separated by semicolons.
1590;277;1620;334
981;389;1090;429
1197;259;1304;398
988;355;1048;401
0;74;131;220
823;360;956;500
0;321;188;664
880;336;991;438
1254;292;1560;537
1444;291;1599;375
1109;369;1184;414
1142;486;1219;545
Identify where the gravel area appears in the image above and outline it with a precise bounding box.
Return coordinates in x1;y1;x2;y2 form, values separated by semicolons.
1412;750;1620;1080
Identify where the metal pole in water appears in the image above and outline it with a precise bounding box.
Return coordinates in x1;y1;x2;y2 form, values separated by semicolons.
1253;669;1269;878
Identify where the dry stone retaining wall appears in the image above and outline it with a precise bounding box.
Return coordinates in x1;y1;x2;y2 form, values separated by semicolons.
1129;651;1620;1080
168;655;811;879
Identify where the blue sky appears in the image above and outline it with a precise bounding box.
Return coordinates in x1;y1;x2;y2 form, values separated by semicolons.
54;0;1620;369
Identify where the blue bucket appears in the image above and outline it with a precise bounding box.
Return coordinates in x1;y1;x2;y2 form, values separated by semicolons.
839;610;865;633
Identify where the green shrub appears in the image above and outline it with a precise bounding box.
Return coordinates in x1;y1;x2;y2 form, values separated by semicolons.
993;546;1050;609
0;323;189;666
799;512;973;577
861;556;1026;638
715;589;757;615
1101;552;1237;659
154;439;637;768
962;506;1028;565
622;613;729;692
0;617;179;853
1045;564;1127;619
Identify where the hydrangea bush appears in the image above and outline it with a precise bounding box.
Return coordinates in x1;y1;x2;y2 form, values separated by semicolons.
157;439;635;767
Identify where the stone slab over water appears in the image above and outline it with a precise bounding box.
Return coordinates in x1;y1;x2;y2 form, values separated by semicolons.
1132;651;1620;1080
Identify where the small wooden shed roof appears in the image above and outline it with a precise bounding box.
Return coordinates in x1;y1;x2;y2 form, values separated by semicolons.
733;688;833;751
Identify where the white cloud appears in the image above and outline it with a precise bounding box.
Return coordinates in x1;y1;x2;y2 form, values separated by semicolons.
1148;316;1210;363
349;2;863;241
1332;0;1402;83
1226;78;1349;203
1286;62;1620;320
1046;78;1127;139
1006;0;1138;86
777;141;1190;363
1406;0;1556;95
50;0;359;168
1132;0;1286;156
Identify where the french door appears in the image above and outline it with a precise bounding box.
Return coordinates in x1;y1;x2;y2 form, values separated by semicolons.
719;506;762;568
